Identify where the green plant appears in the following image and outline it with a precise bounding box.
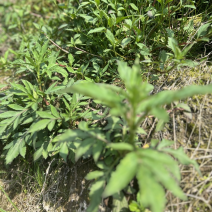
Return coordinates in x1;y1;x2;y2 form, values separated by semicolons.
0;38;94;164
56;60;212;212
0;0;212;211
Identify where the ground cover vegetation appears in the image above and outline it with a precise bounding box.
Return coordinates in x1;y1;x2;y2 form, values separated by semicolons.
0;0;212;211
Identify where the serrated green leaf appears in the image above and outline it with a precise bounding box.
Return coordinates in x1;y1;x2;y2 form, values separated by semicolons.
0;111;20;118
13;114;21;130
163;147;200;174
40;41;49;60
68;53;75;66
141;156;186;199
137;166;166;212
103;152;138;197
139;149;181;181
5;139;25;164
29;119;51;132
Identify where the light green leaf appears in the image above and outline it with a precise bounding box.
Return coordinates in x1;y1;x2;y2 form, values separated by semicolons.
48;120;56;131
103;152;138;197
92;141;104;162
29;119;51;132
138;84;212;113
137;127;147;135
88;27;106;34
68;53;75;66
129;3;138;10
19;140;26;158
50;105;60;118
13;115;21;130
163;147;200;174
59;142;69;162
107;143;134;151
8;104;25;111
87;180;105;212
121;37;131;48
5;139;24;164
105;29;115;46
157;139;174;150
40;41;49;59
60;81;123;108
137;166;166;212
150;107;169;122
85;171;104;180
183;5;196;9
0;111;20;118
176;103;191;112
141;157;186;199
139;149;181;181
36;111;56;119
167;37;182;59
33;145;44;161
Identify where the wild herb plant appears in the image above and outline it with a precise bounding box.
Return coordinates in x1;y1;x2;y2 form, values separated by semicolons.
0;0;212;211
57;60;212;212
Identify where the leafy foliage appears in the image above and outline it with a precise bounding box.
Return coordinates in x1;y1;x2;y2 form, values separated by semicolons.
0;0;212;211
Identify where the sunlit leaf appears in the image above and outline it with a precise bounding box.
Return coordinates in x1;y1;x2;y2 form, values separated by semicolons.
103;152;138;197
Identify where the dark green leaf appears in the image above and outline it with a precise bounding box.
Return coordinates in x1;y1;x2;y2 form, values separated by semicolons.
87;180;105;212
75;138;93;161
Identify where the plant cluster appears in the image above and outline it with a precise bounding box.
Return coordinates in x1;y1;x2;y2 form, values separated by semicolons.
0;0;212;211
